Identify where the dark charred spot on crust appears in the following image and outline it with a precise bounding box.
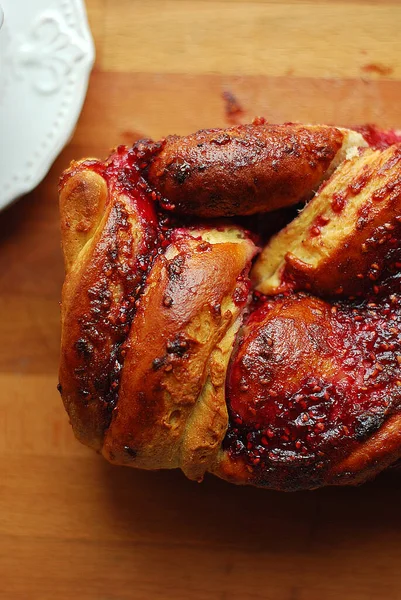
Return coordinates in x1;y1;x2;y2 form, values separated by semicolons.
151;335;193;375
233;270;252;306
123;445;137;458
210;133;232;146
77;386;91;408
167;254;185;281
57;383;63;394
212;303;221;316
152;356;166;371
355;412;386;441
88;281;112;312
166;334;190;357
173;161;192;184
163;294;173;307
75;338;93;358
112;200;130;229
127;138;166;175
282;142;297;156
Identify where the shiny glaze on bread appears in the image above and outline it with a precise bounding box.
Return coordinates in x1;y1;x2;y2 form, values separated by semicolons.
59;121;401;490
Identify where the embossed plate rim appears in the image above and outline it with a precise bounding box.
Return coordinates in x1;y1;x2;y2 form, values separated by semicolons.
0;0;95;211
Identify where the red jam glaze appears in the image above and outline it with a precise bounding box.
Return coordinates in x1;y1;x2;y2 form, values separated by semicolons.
61;124;401;484
355;125;401;150
225;255;401;489
309;214;330;237
331;191;348;213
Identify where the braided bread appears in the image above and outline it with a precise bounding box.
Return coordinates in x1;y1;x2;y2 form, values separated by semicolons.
59;120;401;491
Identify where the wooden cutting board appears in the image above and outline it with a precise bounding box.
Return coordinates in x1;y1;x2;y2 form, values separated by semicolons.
2;1;401;598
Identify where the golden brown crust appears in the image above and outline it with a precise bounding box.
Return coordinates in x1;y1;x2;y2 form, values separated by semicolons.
147;123;349;217
59;168;159;450
102;230;255;480
59;168;108;273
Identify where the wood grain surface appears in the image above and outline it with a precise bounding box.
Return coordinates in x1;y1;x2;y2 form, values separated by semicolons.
2;1;401;598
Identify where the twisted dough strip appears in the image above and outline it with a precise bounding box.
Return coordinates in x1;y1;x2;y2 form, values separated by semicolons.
59;122;401;490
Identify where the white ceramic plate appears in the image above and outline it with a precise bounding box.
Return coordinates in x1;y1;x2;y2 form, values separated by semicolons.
0;0;95;210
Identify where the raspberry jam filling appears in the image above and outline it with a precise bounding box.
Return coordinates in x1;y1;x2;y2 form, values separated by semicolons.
61;125;401;482
225;264;401;487
355;124;401;151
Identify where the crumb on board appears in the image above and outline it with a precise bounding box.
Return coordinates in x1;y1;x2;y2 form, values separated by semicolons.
222;90;244;123
361;63;393;76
